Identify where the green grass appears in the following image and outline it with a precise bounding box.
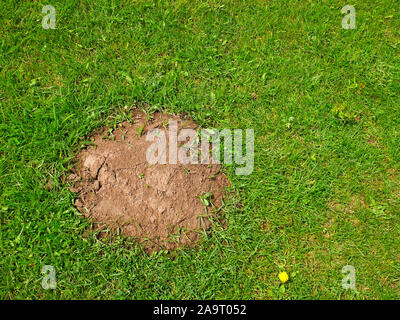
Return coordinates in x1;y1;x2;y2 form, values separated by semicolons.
1;0;400;299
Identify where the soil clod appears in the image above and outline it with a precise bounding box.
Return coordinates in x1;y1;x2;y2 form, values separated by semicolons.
69;110;229;252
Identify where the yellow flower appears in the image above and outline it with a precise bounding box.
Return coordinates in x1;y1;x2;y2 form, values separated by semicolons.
278;271;289;283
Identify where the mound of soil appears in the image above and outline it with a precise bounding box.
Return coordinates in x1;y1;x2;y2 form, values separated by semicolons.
69;109;229;251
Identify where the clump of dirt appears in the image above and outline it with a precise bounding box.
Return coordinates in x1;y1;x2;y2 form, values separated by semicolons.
68;109;229;252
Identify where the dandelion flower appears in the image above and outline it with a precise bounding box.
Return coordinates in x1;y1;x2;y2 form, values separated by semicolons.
279;271;289;283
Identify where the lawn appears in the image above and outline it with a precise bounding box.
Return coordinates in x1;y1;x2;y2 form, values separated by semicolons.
1;0;399;299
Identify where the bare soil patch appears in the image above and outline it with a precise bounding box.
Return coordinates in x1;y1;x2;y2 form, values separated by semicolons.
69;109;229;252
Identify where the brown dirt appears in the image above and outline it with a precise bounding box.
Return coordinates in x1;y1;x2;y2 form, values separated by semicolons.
68;109;229;252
